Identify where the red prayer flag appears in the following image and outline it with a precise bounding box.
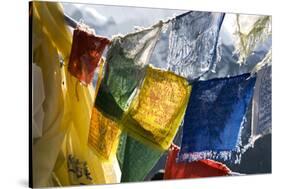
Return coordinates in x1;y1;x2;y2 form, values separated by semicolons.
164;144;231;179
68;28;110;85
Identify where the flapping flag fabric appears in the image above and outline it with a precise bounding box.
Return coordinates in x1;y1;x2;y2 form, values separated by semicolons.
167;11;225;81
178;73;256;162
68;28;110;85
164;144;231;179
117;132;163;182
95;22;163;120
88;106;121;161
234;15;271;64
95;81;125;120
122;65;191;150
31;1;273;186
251;65;272;140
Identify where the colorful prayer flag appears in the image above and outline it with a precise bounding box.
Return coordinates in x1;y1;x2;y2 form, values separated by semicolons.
68;28;110;85
117;132;163;182
178;73;256;162
88;106;121;161
168;11;225;81
122;65;191;150
164;144;231;179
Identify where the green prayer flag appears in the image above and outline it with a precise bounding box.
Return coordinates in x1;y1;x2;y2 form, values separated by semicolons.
117;132;163;182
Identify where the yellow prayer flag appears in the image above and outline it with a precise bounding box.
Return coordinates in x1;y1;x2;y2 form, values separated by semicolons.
88;106;121;161
122;65;192;151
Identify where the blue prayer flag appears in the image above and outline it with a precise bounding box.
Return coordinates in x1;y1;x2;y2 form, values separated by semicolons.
178;73;256;162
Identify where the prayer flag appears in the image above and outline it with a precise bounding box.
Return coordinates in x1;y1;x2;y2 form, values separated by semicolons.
251;65;272;139
88;107;121;161
178;73;256;162
168;11;225;81
117;132;163;182
68;28;110;85
122;65;191;150
164;144;231;179
234;15;271;64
